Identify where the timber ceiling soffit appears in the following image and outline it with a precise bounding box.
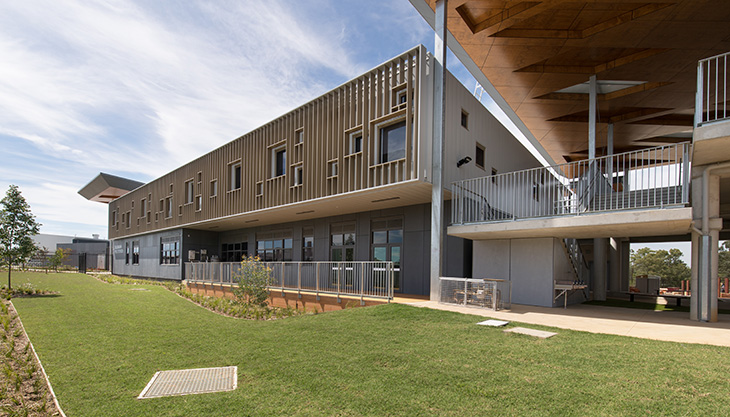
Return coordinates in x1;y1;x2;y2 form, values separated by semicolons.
444;0;718;163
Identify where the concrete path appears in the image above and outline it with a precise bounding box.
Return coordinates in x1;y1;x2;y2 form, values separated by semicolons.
401;300;730;348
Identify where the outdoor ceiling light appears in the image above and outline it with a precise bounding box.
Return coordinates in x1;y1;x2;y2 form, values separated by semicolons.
457;156;472;168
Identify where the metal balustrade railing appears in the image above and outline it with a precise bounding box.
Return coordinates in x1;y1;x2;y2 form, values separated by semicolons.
451;142;691;225
696;52;730;126
185;261;394;301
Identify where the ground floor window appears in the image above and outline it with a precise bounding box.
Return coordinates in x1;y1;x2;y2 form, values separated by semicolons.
221;242;247;262
125;242;130;264
160;237;180;264
257;231;292;261
132;241;140;265
371;218;402;290
330;223;356;286
302;228;314;261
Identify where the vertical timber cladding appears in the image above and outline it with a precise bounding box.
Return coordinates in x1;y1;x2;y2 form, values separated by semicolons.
107;47;423;240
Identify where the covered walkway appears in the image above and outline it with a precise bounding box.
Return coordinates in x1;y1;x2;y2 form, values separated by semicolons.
400;300;730;348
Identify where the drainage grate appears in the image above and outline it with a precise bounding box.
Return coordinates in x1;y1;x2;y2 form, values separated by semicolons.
138;366;237;399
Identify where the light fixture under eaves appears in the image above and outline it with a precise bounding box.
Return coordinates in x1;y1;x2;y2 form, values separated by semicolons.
371;196;400;203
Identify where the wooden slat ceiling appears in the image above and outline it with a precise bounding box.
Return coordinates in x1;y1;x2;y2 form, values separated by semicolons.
429;0;730;163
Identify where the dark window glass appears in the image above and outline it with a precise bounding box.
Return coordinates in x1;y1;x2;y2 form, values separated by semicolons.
380;121;406;163
373;231;387;244
275;149;286;177
354;135;362;153
461;110;468;129
475;144;485;169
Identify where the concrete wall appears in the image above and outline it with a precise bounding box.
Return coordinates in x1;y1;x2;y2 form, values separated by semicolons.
473;238;580;307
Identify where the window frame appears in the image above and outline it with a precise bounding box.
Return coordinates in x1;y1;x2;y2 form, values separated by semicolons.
475;142;485;170
271;145;286;178
228;160;242;191
184;179;194;205
377;118;407;164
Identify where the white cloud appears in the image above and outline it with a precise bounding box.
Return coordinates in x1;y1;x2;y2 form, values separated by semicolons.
0;0;431;237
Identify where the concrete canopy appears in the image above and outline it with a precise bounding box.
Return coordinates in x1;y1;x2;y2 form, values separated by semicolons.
79;172;144;203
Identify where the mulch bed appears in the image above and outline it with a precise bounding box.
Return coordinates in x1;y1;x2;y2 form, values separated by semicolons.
1;299;61;416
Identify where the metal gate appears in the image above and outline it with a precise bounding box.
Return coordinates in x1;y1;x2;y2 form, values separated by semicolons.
78;253;87;274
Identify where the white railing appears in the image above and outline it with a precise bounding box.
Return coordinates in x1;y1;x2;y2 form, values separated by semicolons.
696;52;730;126
451;142;691;225
185;261;394;301
439;277;511;310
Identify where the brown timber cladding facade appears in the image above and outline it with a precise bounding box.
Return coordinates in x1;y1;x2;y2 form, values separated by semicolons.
109;46;426;240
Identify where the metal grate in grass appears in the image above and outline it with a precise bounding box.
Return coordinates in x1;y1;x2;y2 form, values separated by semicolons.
138;366;237;399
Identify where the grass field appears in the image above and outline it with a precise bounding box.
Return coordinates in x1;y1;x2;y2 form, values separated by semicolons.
10;271;730;416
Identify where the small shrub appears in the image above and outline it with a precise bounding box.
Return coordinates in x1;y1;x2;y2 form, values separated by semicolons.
232;257;274;308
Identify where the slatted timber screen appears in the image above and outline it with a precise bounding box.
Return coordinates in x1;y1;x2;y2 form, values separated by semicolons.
109;46;425;239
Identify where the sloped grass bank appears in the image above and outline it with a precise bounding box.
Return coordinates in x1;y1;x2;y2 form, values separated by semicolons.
12;271;730;416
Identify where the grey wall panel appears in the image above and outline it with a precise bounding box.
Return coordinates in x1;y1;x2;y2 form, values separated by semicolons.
509;238;554;307
112;229;183;280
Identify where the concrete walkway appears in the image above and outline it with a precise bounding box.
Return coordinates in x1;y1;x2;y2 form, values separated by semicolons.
401;300;730;348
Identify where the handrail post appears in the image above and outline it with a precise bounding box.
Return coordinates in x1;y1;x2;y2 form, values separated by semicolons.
297;262;302;299
696;59;704;127
360;262;365;305
316;262;320;301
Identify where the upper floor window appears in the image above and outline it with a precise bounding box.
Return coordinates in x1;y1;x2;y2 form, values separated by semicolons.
295;129;304;144
348;131;363;155
475;143;485;170
272;146;286;177
229;161;242;191
379;121;406;163
210;179;218;197
165;197;173;218
461;109;469;129
294;166;303;186
185;180;194;204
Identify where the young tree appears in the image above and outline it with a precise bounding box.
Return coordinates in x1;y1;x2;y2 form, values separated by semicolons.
0;185;41;288
49;248;72;272
630;247;690;287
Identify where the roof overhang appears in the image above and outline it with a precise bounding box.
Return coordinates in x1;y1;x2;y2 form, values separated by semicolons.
410;0;730;164
79;173;144;204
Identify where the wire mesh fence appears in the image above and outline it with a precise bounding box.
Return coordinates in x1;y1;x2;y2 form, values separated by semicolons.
439;277;511;310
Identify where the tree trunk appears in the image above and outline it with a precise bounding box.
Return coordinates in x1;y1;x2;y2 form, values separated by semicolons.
7;257;11;289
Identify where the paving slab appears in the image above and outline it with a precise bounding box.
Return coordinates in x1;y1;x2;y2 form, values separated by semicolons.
403;301;730;347
476;319;509;327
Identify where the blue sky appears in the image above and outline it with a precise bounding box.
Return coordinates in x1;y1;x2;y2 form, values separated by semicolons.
0;0;474;238
0;0;694;263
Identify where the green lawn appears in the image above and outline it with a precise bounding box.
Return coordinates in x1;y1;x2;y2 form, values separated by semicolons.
10;271;730;416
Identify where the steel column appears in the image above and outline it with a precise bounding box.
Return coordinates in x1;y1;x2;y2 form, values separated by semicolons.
430;0;447;301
